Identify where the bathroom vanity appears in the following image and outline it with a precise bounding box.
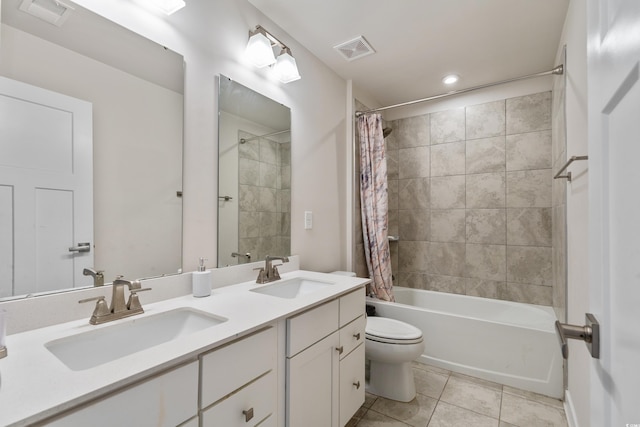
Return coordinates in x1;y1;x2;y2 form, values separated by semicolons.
0;267;368;427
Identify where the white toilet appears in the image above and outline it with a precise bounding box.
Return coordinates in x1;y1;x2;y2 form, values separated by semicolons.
328;272;424;402
365;316;424;402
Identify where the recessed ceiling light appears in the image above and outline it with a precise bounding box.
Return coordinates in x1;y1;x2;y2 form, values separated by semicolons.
442;74;459;85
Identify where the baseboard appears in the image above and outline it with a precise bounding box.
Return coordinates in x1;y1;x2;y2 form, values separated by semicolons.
564;389;580;427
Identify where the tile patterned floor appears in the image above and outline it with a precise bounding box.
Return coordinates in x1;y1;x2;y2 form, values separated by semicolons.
347;362;568;427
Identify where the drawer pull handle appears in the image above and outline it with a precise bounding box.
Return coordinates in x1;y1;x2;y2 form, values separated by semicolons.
353;381;361;389
353;332;361;340
336;346;344;354
242;408;254;422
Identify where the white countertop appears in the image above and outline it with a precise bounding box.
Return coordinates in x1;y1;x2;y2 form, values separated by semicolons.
0;270;369;426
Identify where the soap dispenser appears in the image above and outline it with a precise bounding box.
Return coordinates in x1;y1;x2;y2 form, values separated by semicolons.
192;258;211;297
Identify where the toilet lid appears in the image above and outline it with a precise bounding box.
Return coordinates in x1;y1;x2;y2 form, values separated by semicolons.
366;316;423;340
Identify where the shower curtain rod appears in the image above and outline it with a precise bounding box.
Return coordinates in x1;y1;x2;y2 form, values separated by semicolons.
239;128;291;144
355;64;564;117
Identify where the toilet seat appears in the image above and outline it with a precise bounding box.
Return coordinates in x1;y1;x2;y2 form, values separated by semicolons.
366;317;423;345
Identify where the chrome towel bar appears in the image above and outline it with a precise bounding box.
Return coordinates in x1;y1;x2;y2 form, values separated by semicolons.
553;155;588;182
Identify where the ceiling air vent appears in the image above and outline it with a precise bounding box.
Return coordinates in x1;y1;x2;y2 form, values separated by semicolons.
19;0;74;27
333;36;375;62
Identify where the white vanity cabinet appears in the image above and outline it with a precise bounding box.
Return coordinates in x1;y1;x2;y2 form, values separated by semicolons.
46;362;199;427
200;326;277;427
45;327;277;427
285;287;365;427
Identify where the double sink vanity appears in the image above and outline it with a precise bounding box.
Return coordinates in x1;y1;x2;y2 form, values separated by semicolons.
0;258;369;426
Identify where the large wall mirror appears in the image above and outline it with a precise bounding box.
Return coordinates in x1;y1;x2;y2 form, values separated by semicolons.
0;0;184;300
217;76;291;267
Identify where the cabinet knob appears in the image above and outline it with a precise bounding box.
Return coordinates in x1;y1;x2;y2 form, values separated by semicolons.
353;381;361;389
336;346;344;354
242;408;254;422
353;332;361;340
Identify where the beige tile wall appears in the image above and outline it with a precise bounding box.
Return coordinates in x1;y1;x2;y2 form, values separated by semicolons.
356;92;556;306
238;130;291;262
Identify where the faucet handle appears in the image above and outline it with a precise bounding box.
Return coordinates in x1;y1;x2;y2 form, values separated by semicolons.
271;265;282;280
79;296;110;324
127;287;151;311
253;267;267;284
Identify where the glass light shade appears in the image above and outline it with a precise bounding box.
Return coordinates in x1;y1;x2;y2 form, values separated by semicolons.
273;52;301;83
246;32;277;68
149;0;185;15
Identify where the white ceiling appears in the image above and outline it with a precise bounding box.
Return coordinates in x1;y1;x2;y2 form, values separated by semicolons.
1;0;184;93
249;0;570;109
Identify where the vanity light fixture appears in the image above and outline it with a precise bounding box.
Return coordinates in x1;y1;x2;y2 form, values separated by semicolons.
146;0;185;15
273;48;301;83
245;25;301;83
442;74;460;85
245;27;277;68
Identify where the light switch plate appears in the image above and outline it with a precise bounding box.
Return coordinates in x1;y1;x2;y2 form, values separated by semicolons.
304;211;312;229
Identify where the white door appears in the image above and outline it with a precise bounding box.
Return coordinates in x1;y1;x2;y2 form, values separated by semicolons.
0;76;93;297
587;0;640;424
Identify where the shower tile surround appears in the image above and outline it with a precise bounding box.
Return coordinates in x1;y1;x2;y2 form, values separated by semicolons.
238;131;291;262
356;92;555;306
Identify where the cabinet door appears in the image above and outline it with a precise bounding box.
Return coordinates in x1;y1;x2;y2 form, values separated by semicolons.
46;362;198;427
339;344;365;426
286;331;339;427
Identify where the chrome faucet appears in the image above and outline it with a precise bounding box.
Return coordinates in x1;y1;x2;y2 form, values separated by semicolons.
256;255;289;284
83;267;104;287
79;276;151;325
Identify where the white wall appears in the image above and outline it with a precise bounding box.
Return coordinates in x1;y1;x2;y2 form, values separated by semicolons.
0;24;183;281
67;0;348;273
555;1;589;426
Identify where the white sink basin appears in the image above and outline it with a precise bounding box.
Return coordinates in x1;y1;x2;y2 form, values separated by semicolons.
250;277;334;299
45;308;227;371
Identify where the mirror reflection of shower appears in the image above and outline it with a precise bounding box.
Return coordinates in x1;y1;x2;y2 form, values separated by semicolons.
217;75;291;268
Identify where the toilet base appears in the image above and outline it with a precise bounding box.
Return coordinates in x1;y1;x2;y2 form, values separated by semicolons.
365;359;416;402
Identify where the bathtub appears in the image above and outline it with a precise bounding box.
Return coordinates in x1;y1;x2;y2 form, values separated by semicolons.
366;287;563;399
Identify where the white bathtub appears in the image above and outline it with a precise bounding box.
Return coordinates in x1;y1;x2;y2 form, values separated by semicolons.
366;287;563;399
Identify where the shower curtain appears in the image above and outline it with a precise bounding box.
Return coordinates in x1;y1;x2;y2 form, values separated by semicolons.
358;113;394;302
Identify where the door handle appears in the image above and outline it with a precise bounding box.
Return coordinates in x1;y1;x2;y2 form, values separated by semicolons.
69;242;91;253
555;313;600;359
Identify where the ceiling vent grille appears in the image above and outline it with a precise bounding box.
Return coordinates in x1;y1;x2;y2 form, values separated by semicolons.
333;36;375;61
19;0;74;27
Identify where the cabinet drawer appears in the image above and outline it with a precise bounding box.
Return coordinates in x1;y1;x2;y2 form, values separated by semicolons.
339;344;365;427
201;371;276;427
339;287;365;327
339;315;365;360
47;362;198;427
201;327;276;408
287;300;338;357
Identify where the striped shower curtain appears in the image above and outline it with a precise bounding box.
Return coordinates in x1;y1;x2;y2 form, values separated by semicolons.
358;113;394;302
